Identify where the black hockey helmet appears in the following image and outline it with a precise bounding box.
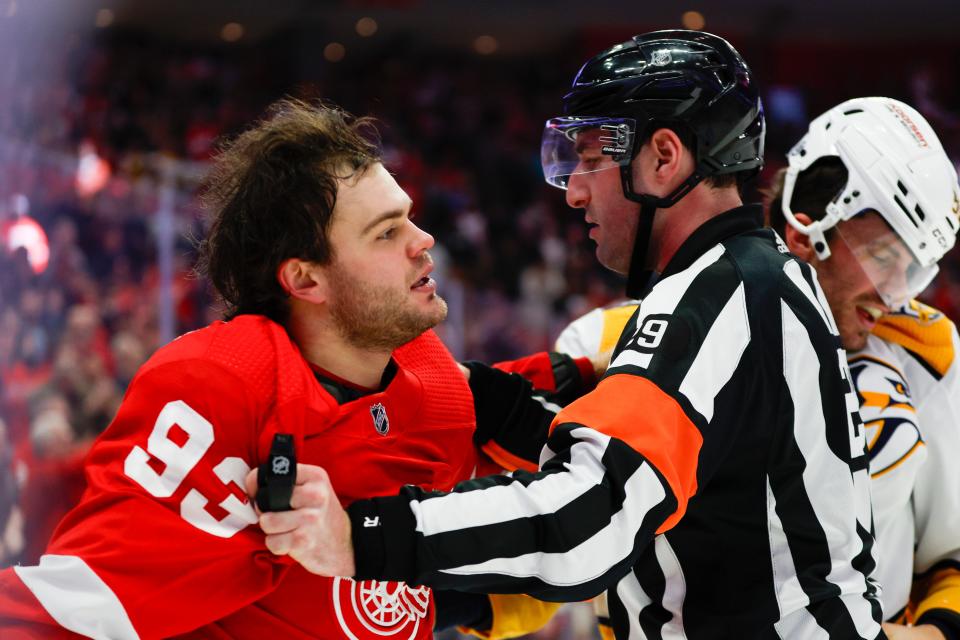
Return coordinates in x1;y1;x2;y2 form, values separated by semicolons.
541;30;765;295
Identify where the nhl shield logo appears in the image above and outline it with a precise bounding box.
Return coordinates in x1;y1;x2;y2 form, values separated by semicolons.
271;455;291;475
370;403;389;436
650;49;672;66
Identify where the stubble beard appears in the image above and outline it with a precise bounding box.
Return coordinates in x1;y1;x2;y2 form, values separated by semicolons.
328;269;448;351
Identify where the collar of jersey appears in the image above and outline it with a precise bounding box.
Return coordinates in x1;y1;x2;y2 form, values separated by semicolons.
657;204;764;283
312;359;399;405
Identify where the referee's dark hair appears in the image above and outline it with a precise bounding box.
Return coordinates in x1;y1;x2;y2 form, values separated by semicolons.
198;98;381;324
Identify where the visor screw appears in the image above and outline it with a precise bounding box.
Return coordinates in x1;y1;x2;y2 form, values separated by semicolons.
852;190;860;197
843;196;851;204
814;241;826;253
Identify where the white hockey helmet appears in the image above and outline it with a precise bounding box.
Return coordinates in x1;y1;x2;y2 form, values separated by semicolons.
781;97;960;305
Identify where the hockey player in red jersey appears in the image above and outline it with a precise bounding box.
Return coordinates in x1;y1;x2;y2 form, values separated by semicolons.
0;99;591;639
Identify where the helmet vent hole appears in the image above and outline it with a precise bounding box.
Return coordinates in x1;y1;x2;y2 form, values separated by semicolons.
893;194;919;227
914;205;926;221
843;108;864;116
897;180;909;196
947;217;956;230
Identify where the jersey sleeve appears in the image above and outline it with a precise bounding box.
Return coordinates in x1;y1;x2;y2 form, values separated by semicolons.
0;359;293;638
346;255;759;601
553;302;639;358
470;352;596;473
911;324;960;635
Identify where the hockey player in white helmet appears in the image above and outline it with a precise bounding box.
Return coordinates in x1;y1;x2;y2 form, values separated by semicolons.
559;96;960;640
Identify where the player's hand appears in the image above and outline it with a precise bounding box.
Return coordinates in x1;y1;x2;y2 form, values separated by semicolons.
244;463;356;577
881;623;946;640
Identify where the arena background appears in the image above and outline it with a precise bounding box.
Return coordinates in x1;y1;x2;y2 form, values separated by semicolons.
1;1;959;637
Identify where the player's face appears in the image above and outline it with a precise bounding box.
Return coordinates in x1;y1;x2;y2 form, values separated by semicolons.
813;213;904;351
323;163;447;350
564;129;640;274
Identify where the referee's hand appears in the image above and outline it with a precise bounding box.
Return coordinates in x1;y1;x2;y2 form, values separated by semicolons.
244;463;356;577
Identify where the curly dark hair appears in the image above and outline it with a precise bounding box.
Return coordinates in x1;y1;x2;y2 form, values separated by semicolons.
197;98;381;324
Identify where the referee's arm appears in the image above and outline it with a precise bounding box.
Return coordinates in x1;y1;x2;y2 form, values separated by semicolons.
355;372;695;602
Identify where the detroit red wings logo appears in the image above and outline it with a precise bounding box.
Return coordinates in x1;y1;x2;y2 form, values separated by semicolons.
332;577;432;639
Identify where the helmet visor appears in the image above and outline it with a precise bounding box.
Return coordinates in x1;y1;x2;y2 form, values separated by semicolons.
541;117;636;189
836;221;939;309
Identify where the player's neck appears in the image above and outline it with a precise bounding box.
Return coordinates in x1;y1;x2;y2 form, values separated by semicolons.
287;313;392;390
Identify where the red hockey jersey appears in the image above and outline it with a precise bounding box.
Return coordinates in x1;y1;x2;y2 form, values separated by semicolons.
0;315;478;639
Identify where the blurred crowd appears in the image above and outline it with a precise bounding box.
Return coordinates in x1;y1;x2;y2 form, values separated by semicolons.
1;26;960;639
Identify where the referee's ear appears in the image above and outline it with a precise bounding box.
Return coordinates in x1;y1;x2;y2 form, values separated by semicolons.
783;212;817;264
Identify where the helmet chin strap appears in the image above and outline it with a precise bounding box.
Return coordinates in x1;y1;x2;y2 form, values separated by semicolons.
621;163;707;298
625;198;659;297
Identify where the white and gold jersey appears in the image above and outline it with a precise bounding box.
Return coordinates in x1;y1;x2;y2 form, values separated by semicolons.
850;300;960;625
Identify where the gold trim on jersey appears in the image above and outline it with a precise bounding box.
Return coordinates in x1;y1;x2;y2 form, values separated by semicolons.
600;305;639;353
860;392;916;414
870;440;925;479
459;594;562;640
866;419;885;451
912;565;960;624
872;300;956;378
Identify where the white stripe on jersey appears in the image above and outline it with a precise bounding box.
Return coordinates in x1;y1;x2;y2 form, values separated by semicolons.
413;427;611;536
639;244;727;319
766;475;810;615
609;350;653;370
782;260;836;334
615;568;653;640
678;282;750;423
438;460;667;586
15;554;140;640
781;302;880;639
655;535;690;640
774;606;831;640
610;244;726;371
532;394;562;415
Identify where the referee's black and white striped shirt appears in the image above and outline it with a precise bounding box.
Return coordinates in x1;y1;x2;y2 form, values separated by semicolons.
349;205;883;639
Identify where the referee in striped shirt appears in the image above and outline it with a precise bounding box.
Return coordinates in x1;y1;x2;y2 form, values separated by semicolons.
251;31;885;639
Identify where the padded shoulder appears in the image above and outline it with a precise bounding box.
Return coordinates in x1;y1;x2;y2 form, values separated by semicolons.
873;300;956;378
555;301;639;357
142;315;311;405
392;329;474;428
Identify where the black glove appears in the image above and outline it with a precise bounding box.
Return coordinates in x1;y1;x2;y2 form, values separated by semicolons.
255;433;297;512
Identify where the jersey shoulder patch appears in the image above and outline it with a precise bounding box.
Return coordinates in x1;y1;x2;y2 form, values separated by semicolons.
872;300;956;378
